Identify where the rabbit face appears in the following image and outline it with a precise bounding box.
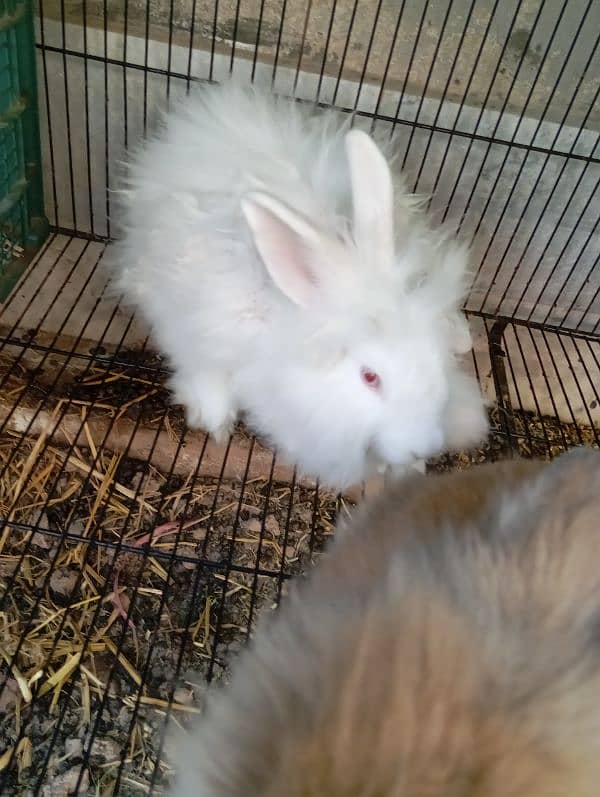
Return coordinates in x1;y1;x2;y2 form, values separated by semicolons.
235;293;464;488
237;164;479;486
341;323;451;464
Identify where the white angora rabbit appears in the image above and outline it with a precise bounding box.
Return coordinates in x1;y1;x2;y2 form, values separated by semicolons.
112;80;488;489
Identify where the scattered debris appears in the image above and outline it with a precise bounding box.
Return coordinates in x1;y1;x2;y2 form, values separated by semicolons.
49;568;79;599
40;764;89;797
0;353;596;793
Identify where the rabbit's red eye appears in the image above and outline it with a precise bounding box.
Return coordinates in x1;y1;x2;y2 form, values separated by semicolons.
361;368;381;390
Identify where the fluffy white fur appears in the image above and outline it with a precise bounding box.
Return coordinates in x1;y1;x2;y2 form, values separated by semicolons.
169;447;600;797
111;80;488;489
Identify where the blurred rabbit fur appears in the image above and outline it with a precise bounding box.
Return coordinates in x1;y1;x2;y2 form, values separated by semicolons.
170;446;600;797
113;80;488;490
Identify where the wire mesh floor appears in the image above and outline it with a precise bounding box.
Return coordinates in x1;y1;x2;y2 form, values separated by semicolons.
0;233;598;794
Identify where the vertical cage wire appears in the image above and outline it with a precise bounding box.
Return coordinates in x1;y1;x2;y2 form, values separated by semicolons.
0;0;597;794
31;0;600;332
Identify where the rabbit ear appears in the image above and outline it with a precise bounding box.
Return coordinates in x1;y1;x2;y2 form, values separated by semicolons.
242;192;334;308
345;129;394;267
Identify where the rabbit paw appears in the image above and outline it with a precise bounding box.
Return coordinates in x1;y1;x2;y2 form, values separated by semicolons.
171;371;236;438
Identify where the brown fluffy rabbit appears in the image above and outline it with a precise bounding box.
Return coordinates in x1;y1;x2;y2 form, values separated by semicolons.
169;447;600;797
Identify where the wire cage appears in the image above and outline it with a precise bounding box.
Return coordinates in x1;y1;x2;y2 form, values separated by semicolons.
0;0;599;793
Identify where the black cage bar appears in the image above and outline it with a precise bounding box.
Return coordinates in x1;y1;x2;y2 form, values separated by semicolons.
0;0;598;793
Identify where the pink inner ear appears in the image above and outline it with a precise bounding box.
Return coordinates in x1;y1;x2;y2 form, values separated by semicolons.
242;197;321;308
345;129;394;269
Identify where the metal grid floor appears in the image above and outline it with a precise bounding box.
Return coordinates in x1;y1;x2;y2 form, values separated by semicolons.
0;234;598;794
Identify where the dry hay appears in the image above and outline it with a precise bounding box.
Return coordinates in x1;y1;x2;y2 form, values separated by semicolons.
0;354;597;794
0;357;342;794
0;428;342;794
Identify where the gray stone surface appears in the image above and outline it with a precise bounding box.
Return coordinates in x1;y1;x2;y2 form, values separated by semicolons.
40;0;600;130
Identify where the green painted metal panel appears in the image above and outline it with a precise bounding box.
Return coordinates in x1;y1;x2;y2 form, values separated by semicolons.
0;0;48;301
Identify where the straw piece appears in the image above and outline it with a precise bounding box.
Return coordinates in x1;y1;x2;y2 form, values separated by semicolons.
0;747;14;773
123;695;202;714
0;403;61;554
16;737;32;775
38;651;83;698
104;640;142;687
0;645;32;703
